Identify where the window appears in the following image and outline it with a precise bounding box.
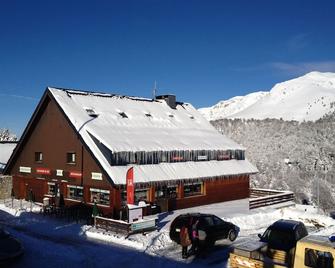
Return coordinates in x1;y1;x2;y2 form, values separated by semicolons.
67;152;76;164
35;152;43;162
121;188;148;206
90;188;110;206
213;215;224;225
203;216;214;226
305;248;334;268
184;182;203;197
155;185;177;199
135;189;148;203
67;185;83;200
47;182;56;196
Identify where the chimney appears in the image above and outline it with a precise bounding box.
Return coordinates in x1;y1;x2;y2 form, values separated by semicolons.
156;94;176;109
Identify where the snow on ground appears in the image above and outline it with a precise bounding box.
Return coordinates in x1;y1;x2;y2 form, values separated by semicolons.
0;198;334;267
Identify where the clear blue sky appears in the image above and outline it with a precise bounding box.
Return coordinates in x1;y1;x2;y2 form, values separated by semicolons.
1;0;335;136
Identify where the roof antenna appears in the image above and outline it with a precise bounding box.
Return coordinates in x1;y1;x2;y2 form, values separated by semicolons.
152;81;158;100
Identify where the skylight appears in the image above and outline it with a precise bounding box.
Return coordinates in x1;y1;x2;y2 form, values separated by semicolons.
85;108;98;117
119;112;128;118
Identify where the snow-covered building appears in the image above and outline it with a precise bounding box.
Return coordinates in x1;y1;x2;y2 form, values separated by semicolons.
5;87;257;218
0;141;17;173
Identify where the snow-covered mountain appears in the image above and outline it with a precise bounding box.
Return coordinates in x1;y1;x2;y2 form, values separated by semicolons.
199;71;335;121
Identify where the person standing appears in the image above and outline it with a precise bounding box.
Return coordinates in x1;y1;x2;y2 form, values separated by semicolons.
190;219;200;256
180;225;191;259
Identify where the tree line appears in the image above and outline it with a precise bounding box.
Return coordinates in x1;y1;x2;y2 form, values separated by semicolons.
212;113;335;211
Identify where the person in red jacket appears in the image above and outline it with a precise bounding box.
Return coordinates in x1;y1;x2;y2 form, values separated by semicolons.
179;225;191;258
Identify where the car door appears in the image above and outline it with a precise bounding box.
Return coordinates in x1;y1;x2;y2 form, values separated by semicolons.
212;215;230;239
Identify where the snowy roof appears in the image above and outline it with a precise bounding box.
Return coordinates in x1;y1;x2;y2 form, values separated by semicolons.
110;159;257;185
0;142;17;171
49;87;244;152
48;87;256;184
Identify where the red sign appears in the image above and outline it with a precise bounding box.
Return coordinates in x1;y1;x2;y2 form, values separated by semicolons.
218;154;230;160
69;171;82;179
36;168;51;175
172;156;183;161
126;167;134;205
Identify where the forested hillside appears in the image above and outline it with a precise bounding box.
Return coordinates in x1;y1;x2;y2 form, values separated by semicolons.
0;128;17;141
212;114;335;211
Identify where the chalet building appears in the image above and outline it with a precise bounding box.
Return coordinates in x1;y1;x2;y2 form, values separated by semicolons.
5;87;257;218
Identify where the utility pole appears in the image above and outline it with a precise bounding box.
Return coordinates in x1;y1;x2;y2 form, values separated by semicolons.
152;81;157;100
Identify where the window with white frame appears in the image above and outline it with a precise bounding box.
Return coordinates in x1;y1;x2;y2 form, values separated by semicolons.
67;185;83;200
184;182;203;197
90;188;110;206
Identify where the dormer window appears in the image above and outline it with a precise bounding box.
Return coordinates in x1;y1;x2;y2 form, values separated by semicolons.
119;112;128;118
85;108;98;117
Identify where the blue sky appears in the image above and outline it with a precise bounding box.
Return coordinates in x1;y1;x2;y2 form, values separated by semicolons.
1;0;335;136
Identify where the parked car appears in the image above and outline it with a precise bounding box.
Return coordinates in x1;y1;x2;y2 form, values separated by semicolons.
0;228;24;262
169;213;240;246
258;219;308;251
230;219;309;267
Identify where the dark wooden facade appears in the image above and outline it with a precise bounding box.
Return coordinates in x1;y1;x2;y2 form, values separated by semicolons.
6;90;250;218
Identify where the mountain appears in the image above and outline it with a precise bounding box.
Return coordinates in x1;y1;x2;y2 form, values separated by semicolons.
199;71;335;121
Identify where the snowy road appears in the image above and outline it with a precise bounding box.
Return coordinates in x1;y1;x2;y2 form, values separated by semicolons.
0;201;231;268
1;199;335;268
4;224;232;268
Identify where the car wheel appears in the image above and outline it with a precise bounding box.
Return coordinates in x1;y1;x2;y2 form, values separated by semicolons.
228;229;237;242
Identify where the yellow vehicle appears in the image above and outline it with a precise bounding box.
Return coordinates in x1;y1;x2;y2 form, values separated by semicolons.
230;235;335;268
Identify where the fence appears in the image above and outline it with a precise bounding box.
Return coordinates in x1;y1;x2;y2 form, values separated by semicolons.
249;188;295;209
95;216;157;236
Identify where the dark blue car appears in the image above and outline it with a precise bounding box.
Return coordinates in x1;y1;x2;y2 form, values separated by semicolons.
170;213;240;247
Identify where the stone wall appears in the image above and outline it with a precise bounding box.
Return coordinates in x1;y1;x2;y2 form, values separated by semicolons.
0;176;12;199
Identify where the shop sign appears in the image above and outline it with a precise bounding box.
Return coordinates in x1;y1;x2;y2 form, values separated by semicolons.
36;168;51;175
197;155;208;160
126;167;134;205
218;154;230;160
91;172;102;180
56;169;63;176
19;166;31;173
69;171;82;179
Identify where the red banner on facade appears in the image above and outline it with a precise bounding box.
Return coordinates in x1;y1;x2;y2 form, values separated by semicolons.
126;167;134;205
36;168;51;175
69;171;82;179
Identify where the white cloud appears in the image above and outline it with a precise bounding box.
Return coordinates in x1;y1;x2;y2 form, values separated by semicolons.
270;61;335;75
0;94;38;101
